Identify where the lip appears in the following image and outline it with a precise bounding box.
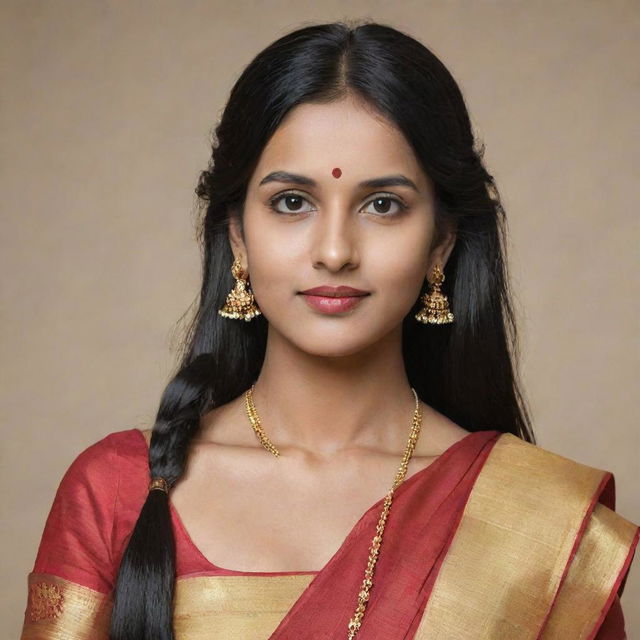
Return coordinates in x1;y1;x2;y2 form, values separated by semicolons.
300;293;368;314
298;285;370;297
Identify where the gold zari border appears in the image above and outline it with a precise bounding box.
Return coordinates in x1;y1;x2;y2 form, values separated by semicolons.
542;500;637;638
172;573;315;639
414;432;637;639
21;572;112;639
21;434;637;639
20;571;316;639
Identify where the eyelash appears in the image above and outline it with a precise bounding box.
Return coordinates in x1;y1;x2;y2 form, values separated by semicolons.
267;190;409;217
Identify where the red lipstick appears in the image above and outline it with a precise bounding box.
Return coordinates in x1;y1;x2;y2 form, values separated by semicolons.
299;285;369;297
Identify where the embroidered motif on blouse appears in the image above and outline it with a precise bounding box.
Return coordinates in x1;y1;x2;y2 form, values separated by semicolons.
28;581;64;621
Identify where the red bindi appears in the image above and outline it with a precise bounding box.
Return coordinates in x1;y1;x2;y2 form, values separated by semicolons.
332;167;342;178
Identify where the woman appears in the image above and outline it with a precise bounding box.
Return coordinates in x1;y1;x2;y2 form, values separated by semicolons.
21;20;638;640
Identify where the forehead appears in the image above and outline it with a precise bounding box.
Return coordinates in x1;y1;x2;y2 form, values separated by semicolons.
250;96;429;191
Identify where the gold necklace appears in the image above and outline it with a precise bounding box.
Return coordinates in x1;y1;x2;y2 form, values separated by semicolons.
244;384;424;639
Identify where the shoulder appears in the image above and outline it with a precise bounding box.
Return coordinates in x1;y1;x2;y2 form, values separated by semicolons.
64;429;151;473
488;432;609;478
483;435;640;558
483;432;622;513
51;428;150;547
415;403;476;457
31;429;150;591
421;433;639;634
55;428;150;510
491;432;608;475
475;433;640;608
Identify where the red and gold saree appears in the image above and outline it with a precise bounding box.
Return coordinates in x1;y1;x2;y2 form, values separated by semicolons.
21;428;639;639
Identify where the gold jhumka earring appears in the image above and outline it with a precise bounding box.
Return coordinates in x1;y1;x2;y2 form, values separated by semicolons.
218;256;262;321
415;264;455;324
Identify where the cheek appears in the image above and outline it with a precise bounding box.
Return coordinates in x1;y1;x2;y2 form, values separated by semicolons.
368;225;431;289
366;235;431;324
243;230;297;308
371;258;425;319
247;255;288;303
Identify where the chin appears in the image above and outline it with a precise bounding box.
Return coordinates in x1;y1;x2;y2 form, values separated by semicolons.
285;328;384;358
301;344;372;359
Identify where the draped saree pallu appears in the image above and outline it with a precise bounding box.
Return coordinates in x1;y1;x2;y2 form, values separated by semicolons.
21;428;639;639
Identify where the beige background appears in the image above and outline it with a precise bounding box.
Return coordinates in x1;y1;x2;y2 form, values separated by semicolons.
2;1;638;637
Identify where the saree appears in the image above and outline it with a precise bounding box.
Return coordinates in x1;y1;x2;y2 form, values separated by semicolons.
21;427;638;639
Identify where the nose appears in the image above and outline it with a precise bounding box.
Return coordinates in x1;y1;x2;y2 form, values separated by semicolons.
310;205;360;273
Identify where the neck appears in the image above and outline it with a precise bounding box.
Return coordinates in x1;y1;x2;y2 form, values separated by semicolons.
250;324;418;458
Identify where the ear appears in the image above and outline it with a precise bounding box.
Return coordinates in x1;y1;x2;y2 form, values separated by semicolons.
427;224;457;279
227;214;248;267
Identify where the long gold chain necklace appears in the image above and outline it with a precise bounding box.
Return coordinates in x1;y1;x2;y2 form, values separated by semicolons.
244;384;424;639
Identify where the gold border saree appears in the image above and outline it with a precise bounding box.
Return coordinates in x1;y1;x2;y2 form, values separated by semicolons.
21;430;638;639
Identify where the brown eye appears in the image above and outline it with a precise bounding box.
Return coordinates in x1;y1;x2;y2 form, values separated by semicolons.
268;192;314;215
362;195;408;217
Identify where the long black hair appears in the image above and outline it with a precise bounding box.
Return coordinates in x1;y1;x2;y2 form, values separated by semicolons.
108;19;535;639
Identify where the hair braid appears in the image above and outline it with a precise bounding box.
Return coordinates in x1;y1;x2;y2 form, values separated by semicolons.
109;354;216;640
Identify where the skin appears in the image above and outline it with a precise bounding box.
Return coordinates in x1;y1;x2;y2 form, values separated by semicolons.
153;94;470;572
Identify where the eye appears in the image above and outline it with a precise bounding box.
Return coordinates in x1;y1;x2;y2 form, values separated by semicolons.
362;194;408;217
267;190;409;217
267;191;315;215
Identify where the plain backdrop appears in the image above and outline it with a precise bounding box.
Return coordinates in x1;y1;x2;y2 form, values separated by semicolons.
2;1;638;637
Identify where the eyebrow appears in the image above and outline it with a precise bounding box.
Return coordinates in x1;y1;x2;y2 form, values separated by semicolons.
258;171;419;193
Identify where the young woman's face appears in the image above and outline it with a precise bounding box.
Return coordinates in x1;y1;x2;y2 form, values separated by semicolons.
230;95;455;357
